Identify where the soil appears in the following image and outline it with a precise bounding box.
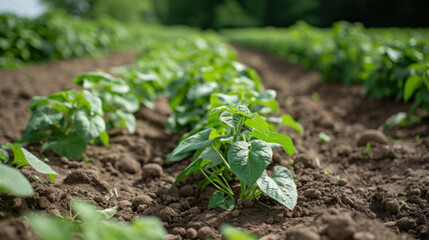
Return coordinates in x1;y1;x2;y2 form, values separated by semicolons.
0;46;428;240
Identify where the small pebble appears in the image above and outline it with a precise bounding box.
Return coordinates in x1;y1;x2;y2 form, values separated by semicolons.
260;234;281;240
133;195;154;207
353;232;375;240
152;157;164;165
289;228;321;240
198;226;215;239
304;189;322;199
231;209;240;217
137;204;148;214
165;234;181;240
186;228;198;239
189;207;201;214
342;196;354;206
171;227;186;236
326;214;356;240
384;199;400;214
357;130;388;146
141;163;163;179
338;179;347;186
169;203;182;212
407;188;421;197
160;207;178;222
397;217;416;230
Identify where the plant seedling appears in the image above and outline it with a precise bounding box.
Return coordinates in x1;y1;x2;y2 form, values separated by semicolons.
365;142;372;153
168;105;297;210
318;132;331;142
27;200;167;240
21;89;107;160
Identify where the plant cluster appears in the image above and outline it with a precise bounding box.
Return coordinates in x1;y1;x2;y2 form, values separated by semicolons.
223;21;429;111
169;105;298;210
27;199;257;240
0;10;148;69
12;24;301;238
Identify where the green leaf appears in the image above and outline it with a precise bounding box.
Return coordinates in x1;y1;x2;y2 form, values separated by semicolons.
250;99;278;114
26;212;73;240
281;114;304;136
244;113;269;131
169;157;211;190
28;96;51;112
257;166;297;210
0;149;9;163
74;110;106;143
365;142;371;153
246;114;295;156
99;131;109;147
221;225;258;240
168;128;223;162
8;144;57;183
200;147;223;168
43;132;87;160
210;93;239;109
219;110;234;128
71;199;105;222
131;217;167;240
99;206;118;220
74;71;115;86
209;191;235;210
208;106;230;123
227;140;272;186
22;105;63;141
0;164;34;196
110;95;139;113
404;75;423;102
77;90;103;115
318;132;331;142
115;110;137;134
188;82;218;100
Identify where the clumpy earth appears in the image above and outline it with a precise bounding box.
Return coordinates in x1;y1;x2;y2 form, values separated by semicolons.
0;46;428;240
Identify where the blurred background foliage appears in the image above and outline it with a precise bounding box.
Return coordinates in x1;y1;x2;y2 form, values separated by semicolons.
40;0;428;28
40;0;156;22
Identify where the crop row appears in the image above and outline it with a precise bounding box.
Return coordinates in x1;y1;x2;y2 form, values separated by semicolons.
223;21;429;111
0;11;192;69
1;27;301;239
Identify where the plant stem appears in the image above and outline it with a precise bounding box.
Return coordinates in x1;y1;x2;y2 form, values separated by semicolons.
200;169;231;195
240;181;248;200
201;168;234;195
210;144;231;171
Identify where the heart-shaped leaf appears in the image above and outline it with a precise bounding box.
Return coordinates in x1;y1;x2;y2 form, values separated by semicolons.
74;110;106;143
257;166;297;210
227;140;272;186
